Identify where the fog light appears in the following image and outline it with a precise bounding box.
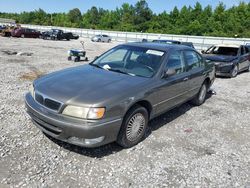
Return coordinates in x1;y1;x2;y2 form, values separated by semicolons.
68;136;105;145
85;136;105;145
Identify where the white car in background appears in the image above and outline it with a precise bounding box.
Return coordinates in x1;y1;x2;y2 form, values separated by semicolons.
91;34;112;43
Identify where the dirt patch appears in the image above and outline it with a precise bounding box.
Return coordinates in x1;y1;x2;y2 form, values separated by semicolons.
19;70;45;81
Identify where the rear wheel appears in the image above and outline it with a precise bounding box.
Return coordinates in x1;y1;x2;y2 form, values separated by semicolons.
108;39;111;43
190;82;208;106
230;65;238;78
117;105;148;148
97;38;101;42
68;56;72;61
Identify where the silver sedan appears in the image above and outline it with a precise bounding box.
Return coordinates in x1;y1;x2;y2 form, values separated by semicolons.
91;34;112;42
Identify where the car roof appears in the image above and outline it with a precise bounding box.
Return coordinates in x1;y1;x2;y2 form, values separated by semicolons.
121;42;193;52
153;39;180;42
214;44;241;48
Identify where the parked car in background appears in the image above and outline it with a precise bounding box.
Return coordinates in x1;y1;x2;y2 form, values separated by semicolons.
91;34;112;42
153;40;195;49
0;25;7;33
202;44;250;77
11;28;41;38
41;29;79;40
181;42;195;49
246;44;250;51
25;42;215;148
152;39;181;44
1;25;16;37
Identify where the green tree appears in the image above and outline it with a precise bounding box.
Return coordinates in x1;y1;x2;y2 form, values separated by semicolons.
68;8;82;27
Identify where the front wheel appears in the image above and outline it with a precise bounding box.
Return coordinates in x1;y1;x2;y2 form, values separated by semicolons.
190;82;208;106
247;64;250;72
117;105;148;148
230;65;238;78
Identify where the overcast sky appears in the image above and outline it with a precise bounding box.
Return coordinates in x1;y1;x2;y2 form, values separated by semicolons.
0;0;244;13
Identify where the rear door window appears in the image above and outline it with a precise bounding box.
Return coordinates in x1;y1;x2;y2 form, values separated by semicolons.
166;51;185;74
184;51;202;70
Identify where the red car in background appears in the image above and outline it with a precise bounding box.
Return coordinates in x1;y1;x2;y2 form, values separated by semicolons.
11;28;41;38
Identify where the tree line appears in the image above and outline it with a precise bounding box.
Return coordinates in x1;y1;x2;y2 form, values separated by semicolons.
0;0;249;38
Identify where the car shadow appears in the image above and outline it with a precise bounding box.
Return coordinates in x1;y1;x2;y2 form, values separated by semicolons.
45;92;214;158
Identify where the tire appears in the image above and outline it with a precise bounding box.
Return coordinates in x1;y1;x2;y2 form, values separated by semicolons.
246;64;250;72
74;56;80;62
190;82;208;106
68;56;72;61
230;65;238;78
108;39;111;43
21;34;25;38
117;105;148;148
97;39;101;42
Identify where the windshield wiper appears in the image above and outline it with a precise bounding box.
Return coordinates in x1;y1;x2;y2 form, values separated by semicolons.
90;64;103;69
108;68;130;75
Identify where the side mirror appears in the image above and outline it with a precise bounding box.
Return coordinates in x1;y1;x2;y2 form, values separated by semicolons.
162;68;176;78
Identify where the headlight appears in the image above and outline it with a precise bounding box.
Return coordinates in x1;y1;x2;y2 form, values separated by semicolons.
62;105;105;119
29;84;35;98
216;62;233;67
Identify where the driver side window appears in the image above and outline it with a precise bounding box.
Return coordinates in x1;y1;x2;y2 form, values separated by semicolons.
166;51;185;75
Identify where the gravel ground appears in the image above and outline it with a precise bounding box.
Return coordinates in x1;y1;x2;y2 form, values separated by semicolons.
0;37;250;188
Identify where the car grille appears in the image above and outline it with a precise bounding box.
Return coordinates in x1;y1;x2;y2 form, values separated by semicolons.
35;92;62;111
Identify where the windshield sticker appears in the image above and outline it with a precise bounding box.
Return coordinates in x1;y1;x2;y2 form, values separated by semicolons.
146;50;164;56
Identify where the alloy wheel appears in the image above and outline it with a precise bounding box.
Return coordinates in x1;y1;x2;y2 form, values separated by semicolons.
231;65;238;77
126;113;146;142
199;84;207;102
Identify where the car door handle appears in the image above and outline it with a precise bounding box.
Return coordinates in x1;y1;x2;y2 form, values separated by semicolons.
183;77;189;81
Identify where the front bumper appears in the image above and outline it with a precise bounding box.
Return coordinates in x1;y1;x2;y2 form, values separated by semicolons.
215;64;233;76
25;93;122;148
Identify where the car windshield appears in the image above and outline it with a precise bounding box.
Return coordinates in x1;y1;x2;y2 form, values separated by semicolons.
206;46;239;56
91;46;165;78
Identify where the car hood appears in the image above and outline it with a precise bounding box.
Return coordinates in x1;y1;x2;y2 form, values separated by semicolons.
34;64;148;106
202;54;237;63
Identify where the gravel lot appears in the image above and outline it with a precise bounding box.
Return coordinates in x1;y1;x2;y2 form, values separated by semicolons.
0;37;250;188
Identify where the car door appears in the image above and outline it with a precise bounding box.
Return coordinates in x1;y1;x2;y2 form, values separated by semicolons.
238;46;249;71
154;50;190;115
26;29;31;38
102;35;107;42
183;50;206;99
